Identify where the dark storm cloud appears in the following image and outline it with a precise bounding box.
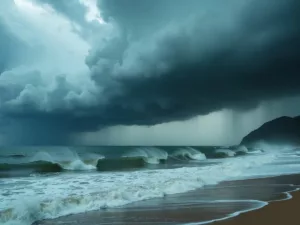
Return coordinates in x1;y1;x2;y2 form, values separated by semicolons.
1;0;300;144
88;0;300;123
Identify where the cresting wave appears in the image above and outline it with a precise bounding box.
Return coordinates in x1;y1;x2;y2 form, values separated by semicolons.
0;147;209;174
0;160;98;173
0;147;266;174
0;151;102;173
215;149;236;158
0;148;165;174
122;147;168;164
171;147;207;160
0;153;278;225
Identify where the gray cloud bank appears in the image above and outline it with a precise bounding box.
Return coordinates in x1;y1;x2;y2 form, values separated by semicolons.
0;0;300;144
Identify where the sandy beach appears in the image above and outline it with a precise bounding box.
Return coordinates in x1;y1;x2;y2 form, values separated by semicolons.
215;190;300;225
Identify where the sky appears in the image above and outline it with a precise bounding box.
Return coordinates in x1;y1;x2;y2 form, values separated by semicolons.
0;0;300;145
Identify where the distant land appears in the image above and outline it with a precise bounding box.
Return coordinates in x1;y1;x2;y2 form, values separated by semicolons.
241;116;300;147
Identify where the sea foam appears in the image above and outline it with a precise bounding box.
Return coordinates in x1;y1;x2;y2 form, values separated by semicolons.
0;153;277;225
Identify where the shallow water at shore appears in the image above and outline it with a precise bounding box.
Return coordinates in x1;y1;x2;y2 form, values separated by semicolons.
37;174;300;225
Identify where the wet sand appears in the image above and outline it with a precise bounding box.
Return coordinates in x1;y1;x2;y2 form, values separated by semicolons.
36;174;300;225
215;190;300;225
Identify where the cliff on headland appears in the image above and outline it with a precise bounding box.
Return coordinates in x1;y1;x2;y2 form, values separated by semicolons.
241;116;300;147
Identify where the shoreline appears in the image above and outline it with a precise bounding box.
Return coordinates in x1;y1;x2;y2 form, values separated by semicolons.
36;174;300;225
184;184;299;225
212;189;300;225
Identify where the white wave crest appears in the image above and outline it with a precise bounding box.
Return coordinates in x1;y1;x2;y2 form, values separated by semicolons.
61;159;96;171
248;149;264;154
215;149;236;157
122;147;168;164
29;151;97;171
83;153;105;166
235;145;248;153
172;147;206;160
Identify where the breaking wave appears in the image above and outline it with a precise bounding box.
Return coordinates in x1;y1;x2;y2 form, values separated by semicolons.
214;149;236;158
0;151;101;173
0;146;270;175
61;160;96;171
234;145;248;155
0;160;99;173
122;147;168;164
172;147;206;160
248;149;264;154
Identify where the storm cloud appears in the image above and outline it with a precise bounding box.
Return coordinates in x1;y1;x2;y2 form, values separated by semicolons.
0;0;300;144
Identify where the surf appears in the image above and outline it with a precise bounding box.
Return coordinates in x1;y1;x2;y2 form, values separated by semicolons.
0;152;278;225
0;150;100;175
171;147;207;161
122;147;168;164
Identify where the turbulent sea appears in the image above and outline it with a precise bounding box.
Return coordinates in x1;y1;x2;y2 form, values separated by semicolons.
1;145;300;225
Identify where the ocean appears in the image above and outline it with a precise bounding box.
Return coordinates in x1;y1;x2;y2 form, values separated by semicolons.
1;145;300;225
